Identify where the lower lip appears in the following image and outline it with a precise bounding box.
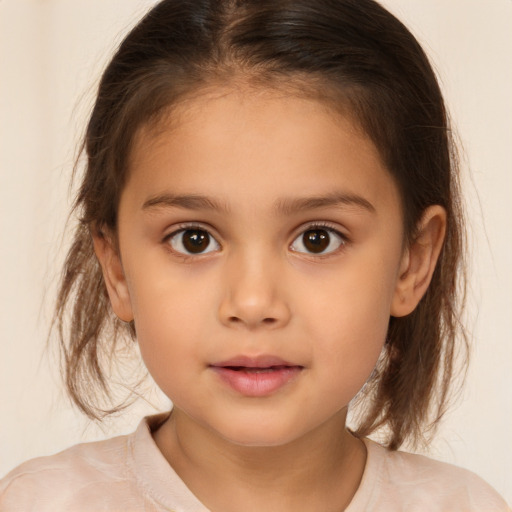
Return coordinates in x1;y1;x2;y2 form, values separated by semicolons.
211;366;303;397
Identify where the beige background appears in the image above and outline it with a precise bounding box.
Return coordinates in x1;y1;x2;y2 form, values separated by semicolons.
1;0;511;503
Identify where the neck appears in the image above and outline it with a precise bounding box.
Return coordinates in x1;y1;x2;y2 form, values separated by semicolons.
153;408;366;512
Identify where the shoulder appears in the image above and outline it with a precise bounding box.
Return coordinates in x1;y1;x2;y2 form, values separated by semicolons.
0;431;139;511
349;439;510;512
0;413;207;512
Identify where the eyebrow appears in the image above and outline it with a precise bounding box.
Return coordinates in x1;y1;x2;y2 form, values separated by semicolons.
142;192;375;215
142;194;230;213
274;193;376;215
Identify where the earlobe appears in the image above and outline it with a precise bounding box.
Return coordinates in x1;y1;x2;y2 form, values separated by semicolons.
92;229;134;323
391;205;447;317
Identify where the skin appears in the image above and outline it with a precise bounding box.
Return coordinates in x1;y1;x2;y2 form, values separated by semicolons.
94;88;446;512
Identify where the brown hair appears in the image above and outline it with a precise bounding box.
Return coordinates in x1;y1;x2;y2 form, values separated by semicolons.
55;0;467;450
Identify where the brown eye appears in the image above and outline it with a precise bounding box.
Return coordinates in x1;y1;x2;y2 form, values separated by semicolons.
303;229;330;253
290;226;345;255
169;228;220;255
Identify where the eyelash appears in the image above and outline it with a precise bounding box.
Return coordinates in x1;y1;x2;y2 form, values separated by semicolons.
163;222;348;258
163;223;220;258
289;222;347;257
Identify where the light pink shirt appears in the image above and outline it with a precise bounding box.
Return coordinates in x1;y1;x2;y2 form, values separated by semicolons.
0;414;509;511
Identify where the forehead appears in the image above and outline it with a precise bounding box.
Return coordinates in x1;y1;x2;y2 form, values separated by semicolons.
124;88;399;216
130;85;370;166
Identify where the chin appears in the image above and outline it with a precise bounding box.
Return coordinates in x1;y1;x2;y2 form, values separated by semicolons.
213;418;310;448
223;432;298;448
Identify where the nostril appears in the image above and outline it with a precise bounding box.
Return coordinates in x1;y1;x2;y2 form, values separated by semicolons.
227;316;277;326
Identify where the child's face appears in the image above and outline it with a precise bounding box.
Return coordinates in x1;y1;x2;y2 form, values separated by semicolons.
106;89;408;446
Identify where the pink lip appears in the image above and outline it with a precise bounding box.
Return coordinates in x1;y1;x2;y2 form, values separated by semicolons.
210;355;303;397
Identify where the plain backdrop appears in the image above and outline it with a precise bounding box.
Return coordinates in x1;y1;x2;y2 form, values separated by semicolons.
1;0;511;503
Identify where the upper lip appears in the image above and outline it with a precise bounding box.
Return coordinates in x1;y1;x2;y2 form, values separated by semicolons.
210;355;301;369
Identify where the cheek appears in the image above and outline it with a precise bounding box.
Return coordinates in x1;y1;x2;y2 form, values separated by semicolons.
301;267;395;392
302;260;396;338
133;299;205;406
311;311;387;409
318;307;387;384
125;268;210;369
128;255;214;325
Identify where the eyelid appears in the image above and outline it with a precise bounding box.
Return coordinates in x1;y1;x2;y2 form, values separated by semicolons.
292;221;349;240
163;222;222;256
163;221;218;239
161;220;348;258
289;221;348;256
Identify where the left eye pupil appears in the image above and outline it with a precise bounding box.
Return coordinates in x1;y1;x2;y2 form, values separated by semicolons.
183;230;210;253
303;229;330;253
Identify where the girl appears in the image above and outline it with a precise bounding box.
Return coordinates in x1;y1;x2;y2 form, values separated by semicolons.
1;0;510;510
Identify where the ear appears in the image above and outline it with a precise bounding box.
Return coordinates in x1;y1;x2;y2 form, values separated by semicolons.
391;205;447;317
92;228;134;323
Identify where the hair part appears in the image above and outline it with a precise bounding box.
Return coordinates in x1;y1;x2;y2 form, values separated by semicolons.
54;0;467;449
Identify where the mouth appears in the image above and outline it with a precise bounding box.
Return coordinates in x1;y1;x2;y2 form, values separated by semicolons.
210;356;304;397
221;365;296;373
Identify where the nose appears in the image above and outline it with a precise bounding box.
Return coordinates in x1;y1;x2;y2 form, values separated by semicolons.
218;249;291;330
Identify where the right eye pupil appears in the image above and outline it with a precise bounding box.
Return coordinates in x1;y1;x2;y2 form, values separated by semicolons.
303;229;330;253
183;230;210;253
